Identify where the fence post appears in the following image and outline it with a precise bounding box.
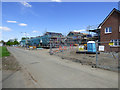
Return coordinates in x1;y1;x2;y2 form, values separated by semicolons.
96;42;98;67
50;40;53;55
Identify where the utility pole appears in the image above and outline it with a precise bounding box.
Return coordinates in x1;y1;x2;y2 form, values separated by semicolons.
21;32;28;48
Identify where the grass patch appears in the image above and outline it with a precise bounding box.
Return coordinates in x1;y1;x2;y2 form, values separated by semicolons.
0;46;10;57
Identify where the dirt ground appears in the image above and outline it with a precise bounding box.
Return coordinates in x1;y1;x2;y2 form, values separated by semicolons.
2;55;21;71
1;54;36;88
54;48;119;71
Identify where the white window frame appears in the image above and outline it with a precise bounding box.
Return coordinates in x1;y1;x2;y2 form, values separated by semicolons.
110;39;120;47
105;27;112;34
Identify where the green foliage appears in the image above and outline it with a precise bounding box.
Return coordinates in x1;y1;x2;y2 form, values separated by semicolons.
0;47;10;57
21;37;29;40
0;40;5;45
6;39;19;46
14;39;19;45
6;41;11;46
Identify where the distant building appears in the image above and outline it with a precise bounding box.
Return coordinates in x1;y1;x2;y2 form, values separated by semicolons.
20;32;64;48
87;29;100;42
66;31;92;45
20;39;27;47
98;8;120;52
66;31;84;45
41;32;64;47
82;33;92;42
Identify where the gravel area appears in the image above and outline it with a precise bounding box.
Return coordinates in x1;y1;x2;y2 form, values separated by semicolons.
2;55;21;71
54;48;119;71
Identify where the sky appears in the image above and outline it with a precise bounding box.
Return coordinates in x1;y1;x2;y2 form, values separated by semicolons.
1;2;119;41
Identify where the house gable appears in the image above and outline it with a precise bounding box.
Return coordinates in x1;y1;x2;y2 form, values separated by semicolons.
99;8;120;52
98;8;120;29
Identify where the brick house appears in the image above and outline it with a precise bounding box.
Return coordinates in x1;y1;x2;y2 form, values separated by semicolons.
98;8;120;52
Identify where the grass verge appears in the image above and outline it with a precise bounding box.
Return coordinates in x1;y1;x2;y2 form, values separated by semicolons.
0;46;10;58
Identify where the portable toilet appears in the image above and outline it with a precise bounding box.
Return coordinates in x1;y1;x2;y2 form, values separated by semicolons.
87;41;96;53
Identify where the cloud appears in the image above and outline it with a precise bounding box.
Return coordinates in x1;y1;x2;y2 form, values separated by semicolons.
23;33;29;36
32;30;39;33
73;29;86;32
19;23;27;26
0;32;1;37
0;26;11;31
20;1;32;7
7;20;17;23
51;0;62;2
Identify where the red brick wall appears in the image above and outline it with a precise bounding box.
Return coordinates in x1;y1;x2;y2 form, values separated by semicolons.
119;14;120;52
100;11;120;52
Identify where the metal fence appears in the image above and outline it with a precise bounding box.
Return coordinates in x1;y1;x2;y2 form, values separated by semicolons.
96;41;119;71
50;41;119;71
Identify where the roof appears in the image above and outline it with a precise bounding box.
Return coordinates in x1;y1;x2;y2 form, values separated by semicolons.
67;31;81;35
98;8;120;28
82;33;89;35
45;32;62;35
87;29;100;33
87;41;95;43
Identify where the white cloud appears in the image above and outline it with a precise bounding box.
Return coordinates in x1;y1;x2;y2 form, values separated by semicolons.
32;30;39;33
73;29;86;32
19;23;27;26
0;26;11;31
7;20;17;23
51;0;62;2
20;1;32;7
0;32;1;37
23;33;29;36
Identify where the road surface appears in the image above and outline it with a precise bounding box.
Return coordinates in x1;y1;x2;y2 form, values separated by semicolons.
6;47;118;88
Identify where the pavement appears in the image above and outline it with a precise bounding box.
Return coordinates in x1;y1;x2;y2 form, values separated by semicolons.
2;70;26;88
4;47;118;88
2;69;36;88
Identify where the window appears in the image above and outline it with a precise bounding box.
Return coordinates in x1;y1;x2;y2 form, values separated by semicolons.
119;39;120;46
114;40;117;46
105;27;112;33
110;39;120;46
119;25;120;32
109;27;112;32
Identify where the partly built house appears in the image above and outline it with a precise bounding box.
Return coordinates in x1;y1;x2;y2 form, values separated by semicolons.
66;31;92;45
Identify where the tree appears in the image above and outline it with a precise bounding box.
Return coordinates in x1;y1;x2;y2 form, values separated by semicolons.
6;39;19;46
14;39;19;45
0;40;5;45
21;37;29;40
6;41;11;46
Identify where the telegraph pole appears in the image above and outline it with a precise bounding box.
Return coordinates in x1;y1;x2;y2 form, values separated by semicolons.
21;32;28;48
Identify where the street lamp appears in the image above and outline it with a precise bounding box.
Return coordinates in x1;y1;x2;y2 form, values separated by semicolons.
21;32;28;48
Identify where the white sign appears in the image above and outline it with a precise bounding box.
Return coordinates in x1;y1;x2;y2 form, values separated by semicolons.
99;46;104;51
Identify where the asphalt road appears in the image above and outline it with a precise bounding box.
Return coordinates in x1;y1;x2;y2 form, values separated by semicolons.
7;47;118;88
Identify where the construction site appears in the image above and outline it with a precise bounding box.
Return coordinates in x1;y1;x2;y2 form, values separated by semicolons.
19;7;120;71
19;29;119;71
1;2;120;88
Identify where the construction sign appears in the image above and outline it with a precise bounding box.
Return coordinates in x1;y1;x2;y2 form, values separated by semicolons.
109;42;114;46
78;45;84;51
